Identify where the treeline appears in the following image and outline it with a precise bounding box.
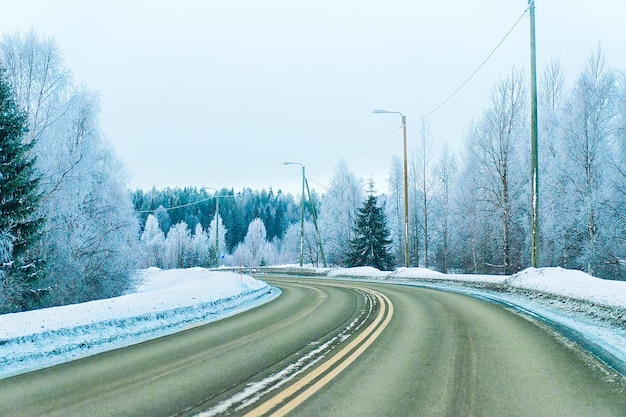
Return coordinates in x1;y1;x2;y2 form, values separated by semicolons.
132;187;325;269
132;187;304;253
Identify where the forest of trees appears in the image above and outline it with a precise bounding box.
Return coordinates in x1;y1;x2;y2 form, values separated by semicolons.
2;30;625;314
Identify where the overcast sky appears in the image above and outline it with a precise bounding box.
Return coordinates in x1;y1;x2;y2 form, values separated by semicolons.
1;0;625;195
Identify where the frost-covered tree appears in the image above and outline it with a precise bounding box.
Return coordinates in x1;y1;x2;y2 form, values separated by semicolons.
1;31;140;307
318;160;363;266
432;144;458;272
207;213;227;267
0;31;69;145
538;60;569;268
280;220;323;266
0;67;44;312
190;223;209;267
347;192;393;271
605;69;626;275
154;205;172;235
232;218;276;267
414;121;435;267
33;88;139;304
164;221;192;269
560;50;619;276
386;156;404;267
463;70;527;274
451;150;492;274
140;214;165;268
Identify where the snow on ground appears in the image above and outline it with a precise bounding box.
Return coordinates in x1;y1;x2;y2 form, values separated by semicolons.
0;268;278;379
327;266;390;278
1;265;625;380
392;267;507;284
506;267;626;308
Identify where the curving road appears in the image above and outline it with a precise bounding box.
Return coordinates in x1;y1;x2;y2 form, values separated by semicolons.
1;276;625;416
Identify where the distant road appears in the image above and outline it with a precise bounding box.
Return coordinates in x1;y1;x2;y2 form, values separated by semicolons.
1;277;624;416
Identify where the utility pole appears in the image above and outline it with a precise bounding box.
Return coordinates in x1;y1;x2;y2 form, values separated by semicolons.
284;161;306;267
299;165;305;267
215;196;220;267
529;0;539;267
304;176;327;267
401;115;409;268
202;187;234;268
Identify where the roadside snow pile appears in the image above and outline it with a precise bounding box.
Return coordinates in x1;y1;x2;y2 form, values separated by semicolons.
391;267;507;284
0;268;277;379
506;267;626;308
328;266;390;278
323;265;626;311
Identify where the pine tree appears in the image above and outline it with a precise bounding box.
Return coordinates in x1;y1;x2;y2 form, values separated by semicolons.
348;192;394;271
0;68;44;312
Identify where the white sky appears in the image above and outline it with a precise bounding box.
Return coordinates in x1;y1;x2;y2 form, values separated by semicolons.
1;0;625;195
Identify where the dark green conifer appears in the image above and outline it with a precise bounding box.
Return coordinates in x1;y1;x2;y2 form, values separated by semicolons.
348;191;394;271
0;68;44;312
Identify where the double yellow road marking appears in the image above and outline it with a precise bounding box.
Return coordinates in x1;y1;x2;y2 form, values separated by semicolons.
243;287;394;417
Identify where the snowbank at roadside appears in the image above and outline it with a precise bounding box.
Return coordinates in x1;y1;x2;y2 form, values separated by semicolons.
391;267;506;284
320;265;626;310
0;268;277;379
328;266;390;278
505;267;626;308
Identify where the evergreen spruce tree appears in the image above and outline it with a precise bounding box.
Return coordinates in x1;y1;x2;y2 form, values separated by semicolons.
348;190;394;271
0;68;44;312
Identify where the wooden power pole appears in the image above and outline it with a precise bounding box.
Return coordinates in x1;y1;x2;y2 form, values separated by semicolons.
529;0;539;267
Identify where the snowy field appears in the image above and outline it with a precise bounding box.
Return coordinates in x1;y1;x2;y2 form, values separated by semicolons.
1;266;625;379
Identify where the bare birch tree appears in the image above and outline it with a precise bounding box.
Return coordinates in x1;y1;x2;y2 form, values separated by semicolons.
465;70;527;274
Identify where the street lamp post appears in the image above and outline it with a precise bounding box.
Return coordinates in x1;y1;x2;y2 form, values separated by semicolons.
373;109;410;268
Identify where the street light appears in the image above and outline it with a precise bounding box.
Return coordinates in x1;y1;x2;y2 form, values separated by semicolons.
283;161;327;267
373;109;410;268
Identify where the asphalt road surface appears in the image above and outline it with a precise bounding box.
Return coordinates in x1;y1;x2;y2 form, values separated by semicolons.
1;276;624;417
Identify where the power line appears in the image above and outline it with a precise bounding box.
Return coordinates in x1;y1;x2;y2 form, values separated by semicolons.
306;175;331;193
309;126;403;176
408;5;530;126
137;194;235;213
268;172;302;190
268;5;530;192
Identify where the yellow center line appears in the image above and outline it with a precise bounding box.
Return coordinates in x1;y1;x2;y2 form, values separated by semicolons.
243;288;394;417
